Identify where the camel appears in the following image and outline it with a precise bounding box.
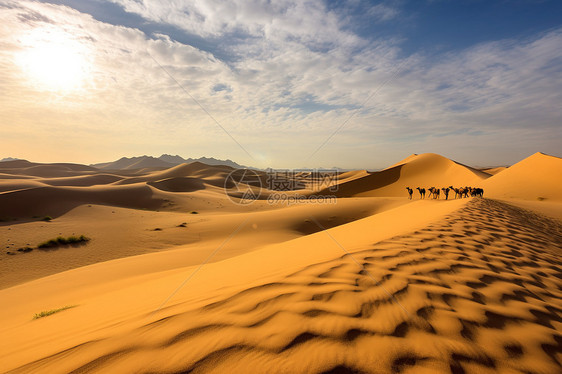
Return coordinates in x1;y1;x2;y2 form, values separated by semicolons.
446;186;483;198
449;186;461;199
428;187;440;199
442;187;450;200
427;187;434;199
416;187;425;199
406;187;413;200
471;187;484;197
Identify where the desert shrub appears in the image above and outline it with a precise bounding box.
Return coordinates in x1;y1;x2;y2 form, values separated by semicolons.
67;235;88;243
41;216;53;222
38;235;90;249
38;239;59;248
33;305;77;320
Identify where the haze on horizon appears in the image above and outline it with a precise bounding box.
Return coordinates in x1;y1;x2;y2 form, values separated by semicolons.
0;0;561;169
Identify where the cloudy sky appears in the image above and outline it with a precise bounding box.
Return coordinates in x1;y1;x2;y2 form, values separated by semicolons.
1;0;561;169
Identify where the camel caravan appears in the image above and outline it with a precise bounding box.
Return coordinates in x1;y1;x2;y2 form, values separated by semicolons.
406;186;483;200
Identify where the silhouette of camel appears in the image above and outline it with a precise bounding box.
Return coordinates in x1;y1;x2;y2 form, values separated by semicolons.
442;187;450;200
456;187;468;198
470;187;484;197
427;187;434;199
428;187;440;199
416;187;425;199
447;186;483;198
406;187;413;200
449;186;460;199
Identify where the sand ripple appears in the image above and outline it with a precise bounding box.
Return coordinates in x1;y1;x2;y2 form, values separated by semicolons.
10;199;562;374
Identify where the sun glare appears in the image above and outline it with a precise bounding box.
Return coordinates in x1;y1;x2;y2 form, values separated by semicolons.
17;27;91;92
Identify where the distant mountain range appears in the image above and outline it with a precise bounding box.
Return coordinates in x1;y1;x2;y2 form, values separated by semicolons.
0;157;22;162
91;154;245;170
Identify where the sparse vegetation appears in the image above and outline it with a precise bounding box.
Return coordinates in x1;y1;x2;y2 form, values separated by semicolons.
41;216;53;222
33;305;77;320
177;222;187;227
4;236;90;256
38;235;90;249
190;211;199;214
537;196;546;201
153;228;163;231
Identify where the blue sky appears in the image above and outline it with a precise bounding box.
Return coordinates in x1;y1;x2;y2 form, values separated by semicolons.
39;0;562;62
1;0;561;168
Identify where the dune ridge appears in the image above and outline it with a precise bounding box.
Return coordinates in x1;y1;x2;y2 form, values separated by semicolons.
322;153;489;198
484;152;562;201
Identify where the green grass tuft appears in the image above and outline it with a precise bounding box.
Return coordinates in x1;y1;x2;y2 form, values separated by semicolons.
38;235;90;249
33;305;77;320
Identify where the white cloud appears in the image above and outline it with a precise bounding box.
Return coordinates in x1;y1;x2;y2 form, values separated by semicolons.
0;0;560;168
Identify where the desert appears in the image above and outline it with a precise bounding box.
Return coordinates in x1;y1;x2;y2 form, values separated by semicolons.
1;152;562;373
2;1;562;373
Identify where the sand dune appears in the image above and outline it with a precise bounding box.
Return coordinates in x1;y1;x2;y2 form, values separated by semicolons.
147;176;206;192
38;174;124;187
481;166;507;175
115;162;234;186
0;179;47;193
484;152;562;201
1;198;561;373
1;153;561;373
0;197;406;288
0;184;162;219
0;161;242;221
324;153;489;198
0;160;97;178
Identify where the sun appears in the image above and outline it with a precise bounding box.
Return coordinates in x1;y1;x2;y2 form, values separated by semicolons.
17;27;91;92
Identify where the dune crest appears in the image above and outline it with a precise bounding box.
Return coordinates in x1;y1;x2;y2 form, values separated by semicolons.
484;152;562;201
323;153;489;198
